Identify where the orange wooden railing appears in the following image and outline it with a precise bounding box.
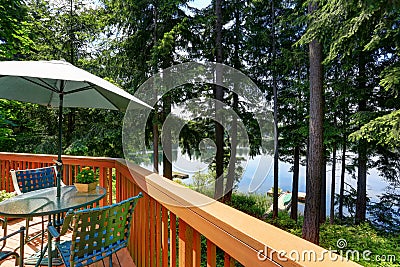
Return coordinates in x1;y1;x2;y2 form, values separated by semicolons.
0;152;361;267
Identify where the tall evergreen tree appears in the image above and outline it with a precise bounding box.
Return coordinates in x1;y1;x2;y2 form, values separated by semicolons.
302;0;323;244
271;0;279;219
99;0;190;167
214;0;224;199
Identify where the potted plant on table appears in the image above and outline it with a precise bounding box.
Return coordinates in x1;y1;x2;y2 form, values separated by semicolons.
0;190;16;221
0;190;15;202
74;167;98;192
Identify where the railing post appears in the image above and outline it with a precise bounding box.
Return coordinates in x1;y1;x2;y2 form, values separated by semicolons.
150;199;156;266
99;167;106;206
179;219;194;267
156;202;162;267
170;213;177;267
162;207;168;267
207;240;216;267
193;231;201;266
224;253;235;267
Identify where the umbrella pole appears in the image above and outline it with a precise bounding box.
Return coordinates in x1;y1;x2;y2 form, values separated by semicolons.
56;85;64;198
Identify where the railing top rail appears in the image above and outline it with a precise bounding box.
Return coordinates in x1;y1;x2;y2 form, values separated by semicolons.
0;152;115;167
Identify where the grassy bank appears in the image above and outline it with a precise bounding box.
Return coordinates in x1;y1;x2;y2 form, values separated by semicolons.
233;193;399;267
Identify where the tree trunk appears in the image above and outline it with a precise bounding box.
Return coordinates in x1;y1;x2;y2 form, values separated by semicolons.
153;114;159;173
271;0;279;219
338;137;346;221
163;93;172;179
330;142;337;224
355;55;368;224
355;139;367;223
66;0;75;148
290;146;300;222
222;0;240;204
223;93;237;203
69;0;75;66
302;1;323;245
152;1;159;173
214;0;224;200
66;110;75;146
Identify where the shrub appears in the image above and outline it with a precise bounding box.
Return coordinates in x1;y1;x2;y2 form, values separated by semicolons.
229;192;271;219
264;211;303;233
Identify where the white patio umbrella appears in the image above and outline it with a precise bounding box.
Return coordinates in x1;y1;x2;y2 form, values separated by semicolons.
0;60;151;197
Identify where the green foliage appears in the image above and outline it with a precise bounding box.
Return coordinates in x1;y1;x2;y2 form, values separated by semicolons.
299;0;399;59
191;171;215;187
199;236;229;267
0;1;122;159
75;167;97;184
0;104;15;142
263;213;399;266
264;211;303;234
319;223;400;267
0;190;16;202
380;66;400;92
187;164;245;200
0;124;13;142
349;110;400;149
65;110;125;158
229;192;271;219
299;0;400;96
0;0;33;59
172;178;186;186
150;17;189;66
270;187;283;195
26;0;105;63
368;192;400;233
188;171;215;198
179;118;216;160
0;100;54;153
334;185;359;219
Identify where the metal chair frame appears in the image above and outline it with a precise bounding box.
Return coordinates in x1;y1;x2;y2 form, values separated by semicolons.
48;193;142;267
0;218;25;267
10;166;65;244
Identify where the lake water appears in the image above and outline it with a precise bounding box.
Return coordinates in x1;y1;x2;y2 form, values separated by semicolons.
237;155;392;215
138;151;393;215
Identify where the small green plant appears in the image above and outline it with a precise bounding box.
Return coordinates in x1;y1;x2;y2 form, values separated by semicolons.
264;211;303;233
76;167;97;184
230;193;271;219
0;190;15;202
172;179;187;186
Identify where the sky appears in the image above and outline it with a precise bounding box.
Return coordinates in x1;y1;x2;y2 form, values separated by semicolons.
187;0;211;9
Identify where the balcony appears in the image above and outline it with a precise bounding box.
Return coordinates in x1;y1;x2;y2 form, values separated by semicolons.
0;152;360;267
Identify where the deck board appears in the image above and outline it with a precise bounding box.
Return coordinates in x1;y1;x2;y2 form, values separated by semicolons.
1;217;136;267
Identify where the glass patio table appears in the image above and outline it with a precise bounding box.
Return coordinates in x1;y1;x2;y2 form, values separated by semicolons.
0;185;106;267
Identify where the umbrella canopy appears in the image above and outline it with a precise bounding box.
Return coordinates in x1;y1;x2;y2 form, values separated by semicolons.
0;60;149;110
0;60;150;197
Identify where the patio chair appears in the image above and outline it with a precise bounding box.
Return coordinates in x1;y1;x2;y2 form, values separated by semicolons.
0;218;25;267
10;166;65;243
48;193;142;267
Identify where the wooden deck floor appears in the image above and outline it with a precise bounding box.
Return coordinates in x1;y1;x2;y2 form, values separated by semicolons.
1;217;136;267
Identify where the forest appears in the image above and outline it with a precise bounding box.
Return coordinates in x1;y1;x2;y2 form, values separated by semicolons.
1;0;399;247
